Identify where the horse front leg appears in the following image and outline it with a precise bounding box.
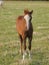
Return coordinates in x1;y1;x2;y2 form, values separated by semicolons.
23;38;27;61
28;37;32;59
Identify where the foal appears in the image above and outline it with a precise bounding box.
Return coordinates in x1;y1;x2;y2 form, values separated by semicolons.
16;9;33;60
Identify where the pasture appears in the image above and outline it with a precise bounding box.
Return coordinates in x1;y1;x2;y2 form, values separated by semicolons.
0;1;49;65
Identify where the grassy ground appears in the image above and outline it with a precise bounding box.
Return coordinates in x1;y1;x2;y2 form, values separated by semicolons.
0;1;49;65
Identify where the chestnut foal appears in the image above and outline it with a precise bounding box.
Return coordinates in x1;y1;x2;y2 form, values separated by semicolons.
16;9;33;61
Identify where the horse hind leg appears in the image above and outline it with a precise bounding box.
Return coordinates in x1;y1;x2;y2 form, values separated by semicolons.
19;35;23;54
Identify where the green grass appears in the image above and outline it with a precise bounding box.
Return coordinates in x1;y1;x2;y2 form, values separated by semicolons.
0;1;49;65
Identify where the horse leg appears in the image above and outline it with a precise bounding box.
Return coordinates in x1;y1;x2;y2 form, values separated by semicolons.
23;38;27;61
19;35;23;54
28;37;32;59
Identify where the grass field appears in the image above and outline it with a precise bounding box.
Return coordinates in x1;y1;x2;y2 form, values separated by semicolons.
0;1;49;65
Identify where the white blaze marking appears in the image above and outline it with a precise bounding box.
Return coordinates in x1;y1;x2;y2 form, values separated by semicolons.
24;14;30;30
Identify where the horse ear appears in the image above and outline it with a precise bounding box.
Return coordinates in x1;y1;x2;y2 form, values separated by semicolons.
30;10;33;14
24;9;29;15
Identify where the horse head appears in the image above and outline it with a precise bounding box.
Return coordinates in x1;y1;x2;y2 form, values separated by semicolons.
24;9;33;30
